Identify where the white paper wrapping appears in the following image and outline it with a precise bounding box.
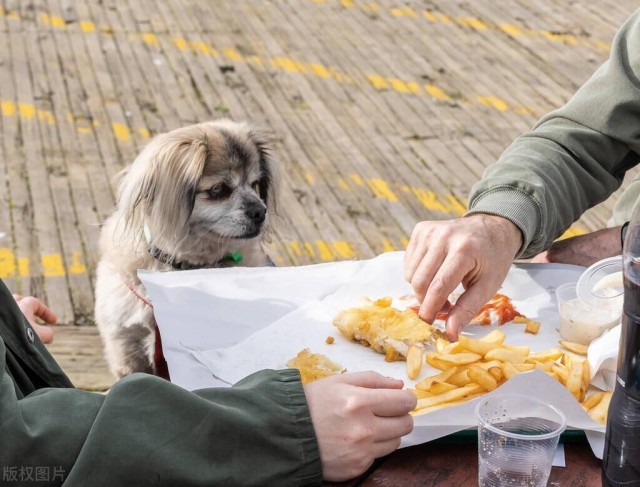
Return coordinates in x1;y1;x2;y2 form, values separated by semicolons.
139;252;613;458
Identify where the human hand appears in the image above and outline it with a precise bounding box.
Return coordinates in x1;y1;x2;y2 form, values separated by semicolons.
531;227;622;267
404;214;523;340
12;294;58;344
303;371;416;482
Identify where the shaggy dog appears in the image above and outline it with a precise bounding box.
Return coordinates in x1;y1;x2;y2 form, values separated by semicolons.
94;119;279;378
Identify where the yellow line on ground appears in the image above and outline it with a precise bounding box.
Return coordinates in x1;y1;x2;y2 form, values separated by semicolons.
316;1;611;53
1;6;561;119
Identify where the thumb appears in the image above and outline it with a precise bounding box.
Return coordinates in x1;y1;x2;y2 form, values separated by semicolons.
445;287;492;340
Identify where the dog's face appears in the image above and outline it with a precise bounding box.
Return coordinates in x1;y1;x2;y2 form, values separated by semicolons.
117;119;278;257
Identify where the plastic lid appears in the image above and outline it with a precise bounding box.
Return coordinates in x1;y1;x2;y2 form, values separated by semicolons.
576;256;624;309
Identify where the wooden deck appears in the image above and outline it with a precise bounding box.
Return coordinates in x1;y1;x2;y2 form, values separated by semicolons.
0;0;636;389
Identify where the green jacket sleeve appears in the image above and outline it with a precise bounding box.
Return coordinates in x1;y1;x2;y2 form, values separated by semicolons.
467;8;640;258
0;281;322;486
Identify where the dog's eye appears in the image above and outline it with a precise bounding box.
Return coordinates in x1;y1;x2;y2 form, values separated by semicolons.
251;181;260;193
208;183;232;200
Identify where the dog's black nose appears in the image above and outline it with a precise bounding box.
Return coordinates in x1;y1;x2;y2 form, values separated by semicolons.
245;203;266;224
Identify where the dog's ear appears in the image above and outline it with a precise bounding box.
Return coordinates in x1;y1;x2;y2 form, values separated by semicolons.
248;127;280;216
119;129;209;244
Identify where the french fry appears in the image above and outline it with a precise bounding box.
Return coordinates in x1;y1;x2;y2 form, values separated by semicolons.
468;364;498;392
479;329;506;344
565;357;584;402
484;348;528;364
524;319;541;334
582;391;606;411
406;344;424;380
527;349;563;363
434;352;483;365
415;367;458;391
411;392;486;416
447;368;473;387
431;381;459;394
425;352;458;371
500;343;531;356
458;335;501;356
435;337;450;353
414;383;484;409
587;392;613;424
559;340;589;356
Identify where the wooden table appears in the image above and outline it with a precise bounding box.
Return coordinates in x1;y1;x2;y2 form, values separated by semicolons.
327;438;601;486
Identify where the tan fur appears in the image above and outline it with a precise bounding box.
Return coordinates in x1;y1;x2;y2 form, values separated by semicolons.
94;119;279;378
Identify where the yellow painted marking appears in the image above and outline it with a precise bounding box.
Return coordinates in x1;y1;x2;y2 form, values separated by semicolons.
80;21;96;33
366;74;389;90
0;7;4;16
38;110;55;124
390;79;412;94
459;17;487;30
289;241;303;256
69;252;86;274
406;82;421;95
341;0;355;7
337;178;349;191
310;64;331;78
333;241;355;259
18;258;29;277
245;55;264;67
42;254;65;277
382;240;397;253
445;195;467;216
191;41;217;57
112;122;131;142
18;103;36;120
304;172;315;185
315;241;334;261
411;188;451;214
51;15;66;29
499;23;522;36
477;96;509;112
368;178;398;202
541;31;578;45
138;127;150;138
559;226;586;239
400;237;410;248
172;37;188;51
142;33;159;46
424;84;451;102
6;12;20;21
349;174;364;186
1;101;16;117
77;126;92;134
391;7;419;18
223;47;243;61
0;248;16;278
423;10;438;22
304;242;315;257
271;57;307;74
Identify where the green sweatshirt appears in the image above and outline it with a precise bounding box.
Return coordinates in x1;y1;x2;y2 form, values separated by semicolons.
0;280;322;486
468;8;640;258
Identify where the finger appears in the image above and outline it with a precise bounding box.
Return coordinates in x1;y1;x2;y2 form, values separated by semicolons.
370;414;414;442
28;299;58;324
404;224;431;283
445;284;498;340
418;253;472;325
338;371;404;390
410;245;448;307
33;323;54;344
366;389;417;417
12;293;23;301
371;437;402;459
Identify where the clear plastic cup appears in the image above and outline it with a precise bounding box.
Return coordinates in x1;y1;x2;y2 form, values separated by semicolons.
556;281;621;345
475;394;566;487
576;256;623;309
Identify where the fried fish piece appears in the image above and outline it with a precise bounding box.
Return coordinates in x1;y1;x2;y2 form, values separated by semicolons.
333;297;440;362
287;349;345;384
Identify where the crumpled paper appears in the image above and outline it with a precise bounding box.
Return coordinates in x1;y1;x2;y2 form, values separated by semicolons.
139;251;616;458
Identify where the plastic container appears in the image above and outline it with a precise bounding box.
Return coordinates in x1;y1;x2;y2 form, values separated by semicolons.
576;256;623;310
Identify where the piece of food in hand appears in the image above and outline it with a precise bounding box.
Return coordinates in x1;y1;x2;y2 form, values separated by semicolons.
412;293;527;327
287;349;345;384
333;297;442;362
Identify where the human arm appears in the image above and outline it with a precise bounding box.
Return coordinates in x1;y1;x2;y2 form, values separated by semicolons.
12;294;57;344
406;10;640;338
531;226;623;266
304;372;416;482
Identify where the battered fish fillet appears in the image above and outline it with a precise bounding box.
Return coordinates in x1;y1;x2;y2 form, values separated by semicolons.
287;349;345;384
333;297;440;362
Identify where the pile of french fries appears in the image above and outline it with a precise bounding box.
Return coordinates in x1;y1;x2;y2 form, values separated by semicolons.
407;329;612;424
